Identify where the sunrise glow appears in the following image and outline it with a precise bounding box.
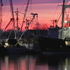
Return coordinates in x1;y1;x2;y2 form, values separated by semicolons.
1;0;70;31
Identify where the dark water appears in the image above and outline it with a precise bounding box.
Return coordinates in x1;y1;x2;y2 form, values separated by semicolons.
0;54;70;70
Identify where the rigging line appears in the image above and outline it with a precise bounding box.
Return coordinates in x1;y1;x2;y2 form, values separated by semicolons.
57;12;62;22
56;3;63;21
55;0;64;23
52;0;59;19
2;0;8;21
3;0;7;14
18;15;23;26
10;0;14;19
7;25;13;39
19;0;27;12
29;0;32;11
21;0;30;31
18;21;22;27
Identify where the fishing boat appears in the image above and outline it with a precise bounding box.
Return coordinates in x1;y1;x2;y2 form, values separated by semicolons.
0;0;41;54
38;0;70;53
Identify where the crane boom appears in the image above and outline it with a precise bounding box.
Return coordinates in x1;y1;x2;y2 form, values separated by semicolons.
10;0;16;39
10;0;14;19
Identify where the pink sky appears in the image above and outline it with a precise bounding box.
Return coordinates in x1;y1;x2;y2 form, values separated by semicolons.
1;0;70;30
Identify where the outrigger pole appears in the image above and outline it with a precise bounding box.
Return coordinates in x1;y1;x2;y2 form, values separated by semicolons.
0;0;15;38
0;18;14;37
18;13;38;41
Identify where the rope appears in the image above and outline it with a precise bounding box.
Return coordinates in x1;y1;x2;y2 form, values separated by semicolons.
21;0;30;31
57;12;62;22
52;0;60;19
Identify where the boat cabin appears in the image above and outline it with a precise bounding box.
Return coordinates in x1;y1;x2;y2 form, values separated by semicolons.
48;24;70;40
48;25;60;39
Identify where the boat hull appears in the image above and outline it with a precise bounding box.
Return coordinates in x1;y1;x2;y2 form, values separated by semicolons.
38;36;70;53
0;43;42;55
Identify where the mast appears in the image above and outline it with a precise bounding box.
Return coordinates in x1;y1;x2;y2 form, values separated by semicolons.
61;0;65;39
10;0;16;39
15;8;19;39
16;8;18;33
61;0;70;39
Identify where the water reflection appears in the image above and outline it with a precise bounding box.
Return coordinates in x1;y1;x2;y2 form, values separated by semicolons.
0;55;38;70
36;55;70;70
0;54;70;70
